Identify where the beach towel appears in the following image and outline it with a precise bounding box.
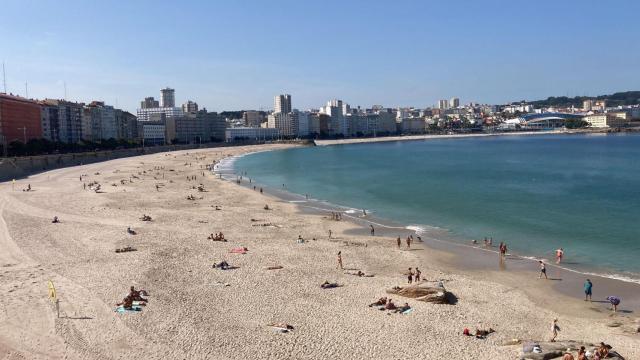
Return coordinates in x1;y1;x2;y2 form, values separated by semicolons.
401;308;413;315
114;305;143;313
230;247;248;254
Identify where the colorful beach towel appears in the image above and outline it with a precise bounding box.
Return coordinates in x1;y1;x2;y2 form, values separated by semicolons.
114;305;143;313
230;247;248;254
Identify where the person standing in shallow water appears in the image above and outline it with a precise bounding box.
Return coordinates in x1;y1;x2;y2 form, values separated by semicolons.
397;236;401;249
556;247;564;264
406;236;411;249
369;225;374;236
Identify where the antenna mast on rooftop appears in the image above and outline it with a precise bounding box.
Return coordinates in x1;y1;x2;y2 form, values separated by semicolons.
2;61;6;94
63;81;67;100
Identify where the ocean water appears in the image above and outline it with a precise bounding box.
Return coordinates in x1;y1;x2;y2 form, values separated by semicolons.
233;134;640;282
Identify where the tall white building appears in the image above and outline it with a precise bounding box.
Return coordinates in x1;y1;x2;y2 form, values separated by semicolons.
267;112;295;137
438;99;449;110
320;99;347;136
161;87;175;108
137;107;183;121
292;109;309;137
449;97;460;108
274;94;292;114
182;100;198;114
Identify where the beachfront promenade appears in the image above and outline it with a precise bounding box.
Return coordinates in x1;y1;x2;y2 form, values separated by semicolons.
0;144;637;359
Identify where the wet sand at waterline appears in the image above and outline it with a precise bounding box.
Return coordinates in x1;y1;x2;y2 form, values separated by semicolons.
0;144;638;359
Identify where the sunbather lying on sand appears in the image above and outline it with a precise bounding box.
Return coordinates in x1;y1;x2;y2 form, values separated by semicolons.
346;270;374;277
268;323;294;330
394;303;411;313
115;246;136;253
52;216;60;223
128;286;148;302
368;297;387;307
213;261;231;270
475;328;495;338
384;300;397;310
320;281;339;289
116;296;136;310
127;227;136;235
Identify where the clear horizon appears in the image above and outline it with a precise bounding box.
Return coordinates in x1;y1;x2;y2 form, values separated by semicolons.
1;0;639;113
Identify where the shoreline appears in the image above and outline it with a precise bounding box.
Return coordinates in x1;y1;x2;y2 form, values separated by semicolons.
1;144;638;359
223;147;640;314
313;128;608;146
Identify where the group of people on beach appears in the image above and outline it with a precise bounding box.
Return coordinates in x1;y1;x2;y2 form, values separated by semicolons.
116;286;148;310
406;267;421;284
208;232;226;241
396;235;416;249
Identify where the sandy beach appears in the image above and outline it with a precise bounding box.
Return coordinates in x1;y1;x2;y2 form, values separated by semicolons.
1;144;638;359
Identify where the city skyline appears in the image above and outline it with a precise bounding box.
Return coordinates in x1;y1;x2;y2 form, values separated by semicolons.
1;0;640;113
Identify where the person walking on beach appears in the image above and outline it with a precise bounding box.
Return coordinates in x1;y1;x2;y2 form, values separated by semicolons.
407;268;414;284
328;229;332;239
583;279;593;302
415;267;421;282
551;318;560;342
539;260;548;280
406;236;411;249
370;225;375;236
555;248;564;264
397;236;401;249
337;251;343;270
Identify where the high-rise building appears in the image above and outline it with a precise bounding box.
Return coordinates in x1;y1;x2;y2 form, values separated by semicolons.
136;107;183;122
438;99;449;110
449;97;460;108
242;111;265;127
115;109;138;140
141;97;159;109
582;99;594;111
0;94;43;145
291;109;309;137
41;99;84;143
268;112;294;137
161;87;175;108
182;100;198;114
320;99;347;136
85;101;117;141
274;94;291;114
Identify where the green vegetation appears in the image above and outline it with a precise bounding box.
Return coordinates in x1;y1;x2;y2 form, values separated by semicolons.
1;138;140;157
564;119;590;129
528;91;640;108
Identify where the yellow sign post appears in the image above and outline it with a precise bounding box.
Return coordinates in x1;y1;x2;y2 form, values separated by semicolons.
47;280;59;318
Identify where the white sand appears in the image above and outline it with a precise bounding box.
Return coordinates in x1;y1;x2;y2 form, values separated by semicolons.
0;144;638;359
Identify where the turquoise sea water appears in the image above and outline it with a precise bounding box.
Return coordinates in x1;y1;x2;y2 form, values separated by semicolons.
234;134;640;282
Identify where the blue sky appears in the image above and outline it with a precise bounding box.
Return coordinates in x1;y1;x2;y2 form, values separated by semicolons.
1;0;639;112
